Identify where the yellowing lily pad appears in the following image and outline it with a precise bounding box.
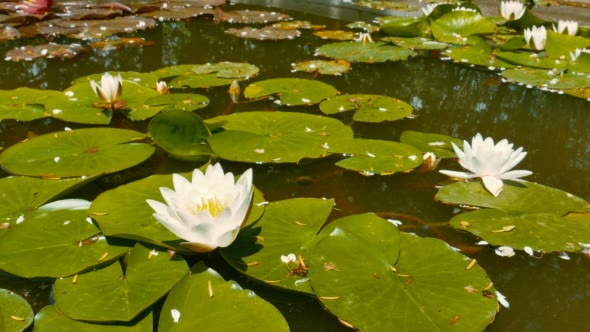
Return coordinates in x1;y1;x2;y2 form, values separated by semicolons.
243;78;338;105
319;94;413;123
316;41;416;63
313;30;355;41
0;128;154;177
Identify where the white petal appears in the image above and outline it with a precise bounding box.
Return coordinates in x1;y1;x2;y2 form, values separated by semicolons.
496;170;533;180
439;170;476;179
482;176;504;197
39;199;91;211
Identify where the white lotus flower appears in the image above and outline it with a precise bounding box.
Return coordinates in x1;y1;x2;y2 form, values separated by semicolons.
156;81;169;95
523;26;547;51
440;133;532;197
146;163;253;252
500;1;525;21
553;20;578;36
90;73;122;104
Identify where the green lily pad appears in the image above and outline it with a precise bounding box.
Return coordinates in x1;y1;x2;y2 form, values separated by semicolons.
291;60;351;75
568;51;590;74
309;230;497;331
159;263;289;331
381;36;448;50
0;128;154;177
319;94;413;123
436;181;590;252
148;109;213;160
73;71;159;89
225;26;300;40
144;93;209;111
0;176;95;218
355;0;415;11
165;62;260;89
153;62;259;80
44;80;163;124
329;138;423;175
316;41;416;63
221;198;334;294
54;243;189;322
445;38;514;69
0;200;131;278
545;30;590;59
432;11;496;44
243;78;338;105
495;50;568;69
272;20;324;30
501;67;560;87
399;130;462;158
0;289;33;332
89;172;266;249
313;30;356;41
34;305;153;332
205;112;353;163
0;88;62;122
379;17;430;38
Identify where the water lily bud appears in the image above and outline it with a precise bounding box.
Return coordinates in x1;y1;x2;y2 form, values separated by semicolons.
228;80;241;103
356;32;373;43
523;26;546;51
500;1;525;21
156;81;169;95
440;133;532;197
90;73;123;104
146;163;253;252
552;20;578;36
18;0;53;15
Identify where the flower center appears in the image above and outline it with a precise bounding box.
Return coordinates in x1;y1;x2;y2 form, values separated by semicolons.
193;196;225;217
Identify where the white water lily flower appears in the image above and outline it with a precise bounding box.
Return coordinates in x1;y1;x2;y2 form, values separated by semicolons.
524;26;547;51
156;81;169;95
553;20;578;36
440;133;532;197
90;73;122;104
146;163;253;252
356;32;373;43
500;1;525;21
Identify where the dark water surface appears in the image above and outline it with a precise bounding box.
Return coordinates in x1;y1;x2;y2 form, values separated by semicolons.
0;1;589;331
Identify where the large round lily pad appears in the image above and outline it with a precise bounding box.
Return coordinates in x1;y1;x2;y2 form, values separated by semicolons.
0;289;33;332
379;17;430;38
206;112;353;163
144;93;209;112
330;138;423;175
319;94;413;123
243;78;338;105
165;62;259;89
431;11;496;44
54;243;189;322
0;200;131;278
445;38;514;69
159;263;289;331
89;171;265;249
34;305;153;332
221;198;334;294
316;41;416;63
436;181;590;252
399;130;462;158
310;217;497;331
495;50;567;70
148;109;213;160
0;128;154;177
0;88;62;122
0;176;95;219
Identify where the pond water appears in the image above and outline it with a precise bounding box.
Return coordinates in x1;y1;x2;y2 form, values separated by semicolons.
0;1;589;331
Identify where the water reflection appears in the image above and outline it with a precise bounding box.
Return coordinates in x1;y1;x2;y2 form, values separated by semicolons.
0;4;588;331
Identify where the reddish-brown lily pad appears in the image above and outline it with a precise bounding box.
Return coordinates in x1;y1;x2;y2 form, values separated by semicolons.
64;16;157;39
55;8;124;20
226;26;300;41
140;7;214;21
5;43;89;61
89;37;155;49
0;24;19;41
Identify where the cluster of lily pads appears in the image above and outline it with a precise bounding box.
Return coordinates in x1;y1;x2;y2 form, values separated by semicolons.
1;1;590;331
